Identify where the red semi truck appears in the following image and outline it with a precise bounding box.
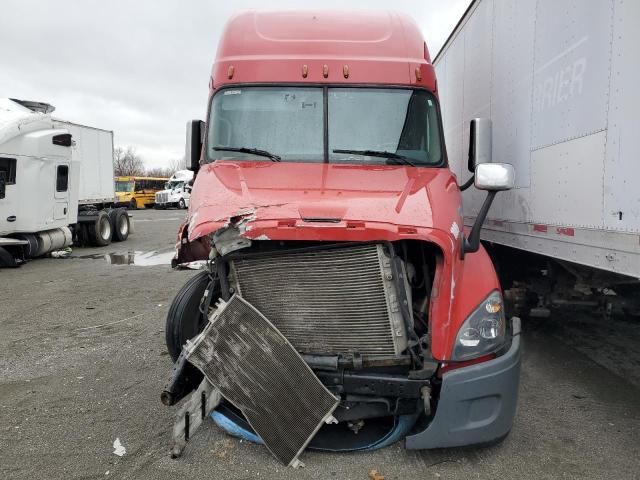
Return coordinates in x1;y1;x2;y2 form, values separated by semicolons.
164;11;520;453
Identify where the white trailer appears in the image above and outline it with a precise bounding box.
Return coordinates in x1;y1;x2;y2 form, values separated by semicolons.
0;98;131;267
435;0;639;314
53;120;116;206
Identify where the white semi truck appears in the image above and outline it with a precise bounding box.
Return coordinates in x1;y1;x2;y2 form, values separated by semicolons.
0;98;131;267
154;169;193;209
435;0;640;315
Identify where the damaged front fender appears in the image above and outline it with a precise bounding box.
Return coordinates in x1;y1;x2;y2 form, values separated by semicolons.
173;219;211;266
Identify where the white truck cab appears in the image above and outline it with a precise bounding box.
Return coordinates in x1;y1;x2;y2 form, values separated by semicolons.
0;98;130;267
0;99;78;236
154;169;193;209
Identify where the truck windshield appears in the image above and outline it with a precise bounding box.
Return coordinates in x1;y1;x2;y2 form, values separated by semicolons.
166;181;184;190
115;181;134;192
207;87;443;166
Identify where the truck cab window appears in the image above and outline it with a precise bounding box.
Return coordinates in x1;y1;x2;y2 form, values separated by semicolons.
207;87;443;166
0;158;17;184
56;165;69;192
208;87;324;163
329;89;442;165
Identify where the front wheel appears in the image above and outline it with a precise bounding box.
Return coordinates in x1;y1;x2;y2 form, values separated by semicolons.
166;271;219;361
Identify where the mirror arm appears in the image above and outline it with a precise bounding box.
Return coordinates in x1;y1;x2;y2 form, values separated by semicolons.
459;175;475;191
463;190;497;255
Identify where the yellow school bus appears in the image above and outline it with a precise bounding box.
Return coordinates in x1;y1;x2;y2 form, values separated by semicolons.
114;176;169;209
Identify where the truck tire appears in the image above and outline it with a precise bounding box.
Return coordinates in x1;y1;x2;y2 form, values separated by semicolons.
89;210;113;246
129;199;137;210
178;198;186;209
615;284;640;318
109;208;130;242
14;233;39;258
165;271;219;361
0;246;19;268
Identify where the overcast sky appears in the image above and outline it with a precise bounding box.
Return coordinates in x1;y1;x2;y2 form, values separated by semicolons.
1;0;470;169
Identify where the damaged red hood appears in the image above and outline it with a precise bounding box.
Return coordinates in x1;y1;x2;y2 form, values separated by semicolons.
187;161;462;242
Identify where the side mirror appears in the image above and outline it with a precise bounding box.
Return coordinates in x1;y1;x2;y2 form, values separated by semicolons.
468;118;492;172
0;172;6;200
186;120;205;173
475;163;515;191
463;163;516;255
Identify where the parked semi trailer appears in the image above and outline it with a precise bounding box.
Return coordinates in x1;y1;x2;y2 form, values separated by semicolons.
161;11;521;463
434;0;640;316
0;98;131;267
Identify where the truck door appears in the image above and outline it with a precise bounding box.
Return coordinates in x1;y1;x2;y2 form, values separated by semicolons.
53;163;70;220
0;157;17;232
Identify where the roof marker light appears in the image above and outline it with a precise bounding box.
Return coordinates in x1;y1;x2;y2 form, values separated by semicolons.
343;65;349;78
415;67;422;82
302;65;308;78
424;41;431;63
323;64;329;78
227;65;235;79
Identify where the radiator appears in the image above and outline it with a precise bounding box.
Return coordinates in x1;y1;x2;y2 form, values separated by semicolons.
230;243;408;358
185;295;339;467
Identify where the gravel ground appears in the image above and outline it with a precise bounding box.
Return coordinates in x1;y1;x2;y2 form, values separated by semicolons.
1;209;638;479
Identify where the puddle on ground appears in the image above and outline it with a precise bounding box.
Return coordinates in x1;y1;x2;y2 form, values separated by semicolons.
76;250;175;266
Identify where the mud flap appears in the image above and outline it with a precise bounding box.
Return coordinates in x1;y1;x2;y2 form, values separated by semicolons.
183;295;339;467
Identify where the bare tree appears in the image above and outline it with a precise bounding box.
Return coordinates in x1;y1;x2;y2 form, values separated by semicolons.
113;146;144;176
145;167;172;178
144;156;187;178
167;156;187;173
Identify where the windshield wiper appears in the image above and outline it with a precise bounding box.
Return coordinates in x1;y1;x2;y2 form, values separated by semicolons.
332;149;417;167
213;146;281;162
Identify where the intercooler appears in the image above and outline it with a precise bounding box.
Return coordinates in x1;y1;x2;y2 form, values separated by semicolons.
229;243;409;358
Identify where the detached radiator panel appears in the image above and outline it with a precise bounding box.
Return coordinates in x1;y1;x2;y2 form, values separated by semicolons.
185;295;339;467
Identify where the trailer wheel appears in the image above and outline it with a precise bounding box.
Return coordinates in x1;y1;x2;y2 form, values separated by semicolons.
615;284;640;318
88;210;113;246
129;199;137;210
178;198;186;209
109;208;130;242
166;270;218;361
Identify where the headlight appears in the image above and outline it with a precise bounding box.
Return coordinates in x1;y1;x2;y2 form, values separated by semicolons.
452;290;506;361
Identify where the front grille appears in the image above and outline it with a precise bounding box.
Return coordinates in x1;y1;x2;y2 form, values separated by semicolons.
156;192;168;203
230;243;408;358
186;295;339;467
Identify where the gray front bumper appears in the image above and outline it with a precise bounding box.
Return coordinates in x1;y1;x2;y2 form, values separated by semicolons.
405;317;522;449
